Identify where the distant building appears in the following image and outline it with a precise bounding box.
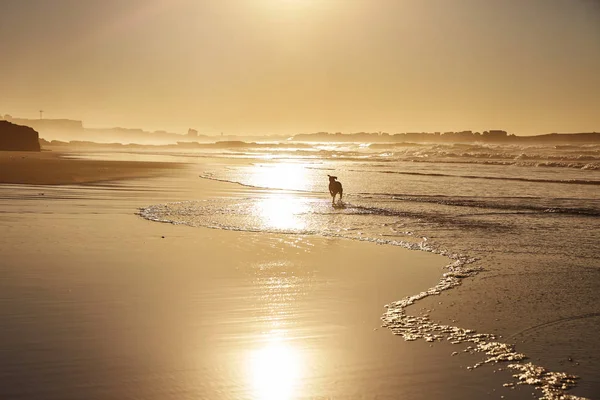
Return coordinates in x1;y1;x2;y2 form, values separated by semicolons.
187;128;198;137
482;130;508;141
483;130;507;137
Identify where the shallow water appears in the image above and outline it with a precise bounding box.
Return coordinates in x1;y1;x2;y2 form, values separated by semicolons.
136;142;600;398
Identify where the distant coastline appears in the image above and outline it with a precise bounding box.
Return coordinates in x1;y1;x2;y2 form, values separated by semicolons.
290;130;600;144
2;115;599;145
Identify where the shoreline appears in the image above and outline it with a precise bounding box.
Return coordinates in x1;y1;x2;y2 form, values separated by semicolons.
141;192;591;399
0;150;593;399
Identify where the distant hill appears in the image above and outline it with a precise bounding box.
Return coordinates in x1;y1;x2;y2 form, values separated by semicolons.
1;116;290;144
2;116;188;143
0;121;41;151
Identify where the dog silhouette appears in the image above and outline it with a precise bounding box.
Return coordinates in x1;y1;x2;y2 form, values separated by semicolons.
328;175;343;205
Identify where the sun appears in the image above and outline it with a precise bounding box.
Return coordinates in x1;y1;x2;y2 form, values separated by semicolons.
262;0;319;11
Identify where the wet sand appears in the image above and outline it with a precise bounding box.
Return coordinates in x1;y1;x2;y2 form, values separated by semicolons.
0;150;181;185
0;152;547;399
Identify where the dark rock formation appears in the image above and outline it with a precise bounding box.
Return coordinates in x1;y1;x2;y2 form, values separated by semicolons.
0;121;41;151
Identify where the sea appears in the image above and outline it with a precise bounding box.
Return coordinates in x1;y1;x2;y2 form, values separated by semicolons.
138;140;600;399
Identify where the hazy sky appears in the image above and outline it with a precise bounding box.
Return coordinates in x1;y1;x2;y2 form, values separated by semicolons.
1;0;599;135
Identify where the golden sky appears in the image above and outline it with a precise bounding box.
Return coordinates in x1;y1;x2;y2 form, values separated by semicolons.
1;0;599;135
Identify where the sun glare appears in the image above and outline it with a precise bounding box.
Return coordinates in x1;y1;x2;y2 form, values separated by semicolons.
266;0;319;10
248;162;311;192
247;162;312;231
249;337;303;400
254;195;308;231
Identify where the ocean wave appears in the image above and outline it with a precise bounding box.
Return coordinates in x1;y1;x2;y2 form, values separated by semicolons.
359;193;600;217
348;169;600;186
168;141;600;170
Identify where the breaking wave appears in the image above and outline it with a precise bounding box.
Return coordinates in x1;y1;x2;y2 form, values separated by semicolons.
353;169;600;186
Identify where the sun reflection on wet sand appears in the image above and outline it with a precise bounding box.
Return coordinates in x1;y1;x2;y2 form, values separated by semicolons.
242;162;313;398
248;334;303;400
253;195;309;231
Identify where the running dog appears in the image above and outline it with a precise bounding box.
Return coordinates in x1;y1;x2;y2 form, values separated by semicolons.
328;175;343;205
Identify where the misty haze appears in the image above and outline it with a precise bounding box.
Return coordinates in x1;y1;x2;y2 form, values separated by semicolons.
1;1;599;400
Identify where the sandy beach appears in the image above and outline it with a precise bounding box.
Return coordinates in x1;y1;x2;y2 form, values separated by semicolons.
0;150;182;185
0;150;542;400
